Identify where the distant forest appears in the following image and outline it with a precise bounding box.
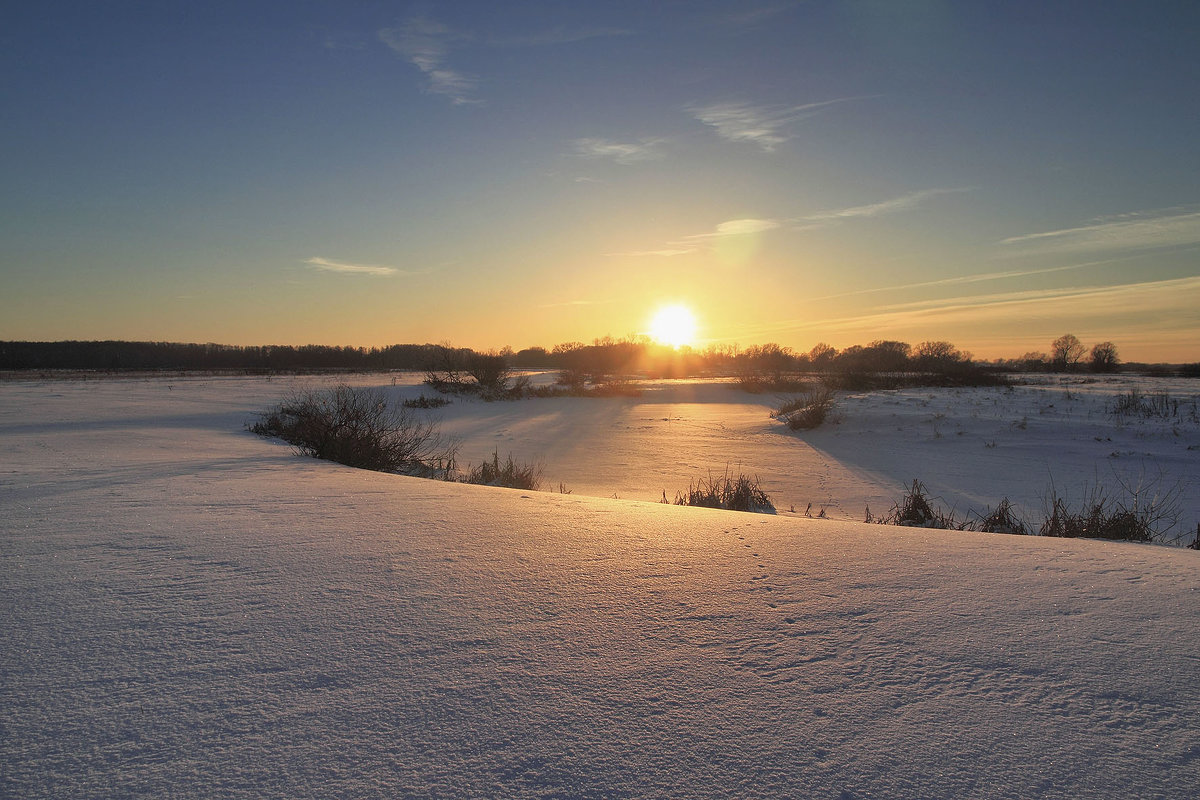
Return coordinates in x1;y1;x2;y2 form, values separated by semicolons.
1;338;1195;378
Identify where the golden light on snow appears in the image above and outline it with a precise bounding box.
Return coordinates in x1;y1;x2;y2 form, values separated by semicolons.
649;304;699;349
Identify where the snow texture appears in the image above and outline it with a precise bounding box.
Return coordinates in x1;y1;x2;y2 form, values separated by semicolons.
2;374;1198;799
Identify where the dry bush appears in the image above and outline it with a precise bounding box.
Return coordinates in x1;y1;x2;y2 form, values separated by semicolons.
1108;389;1197;422
402;394;452;409
971;498;1029;535
1040;474;1183;543
424;350;529;400
1040;495;1150;541
867;480;961;529
866;473;1185;543
252;385;454;474
529;380;642;398
774;387;836;430
674;472;775;513
462;450;542;490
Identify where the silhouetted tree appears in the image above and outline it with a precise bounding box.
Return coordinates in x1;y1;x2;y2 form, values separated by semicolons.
809;342;838;371
512;347;550;369
1050;334;1086;372
914;340;966;369
1090;341;1120;373
863;340;912;372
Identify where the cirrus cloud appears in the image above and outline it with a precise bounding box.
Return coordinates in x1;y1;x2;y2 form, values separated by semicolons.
573;137;669;165
607;217;780;257
803;188;970;222
689;96;876;152
305;257;398;277
379;17;480;106
999;208;1200;255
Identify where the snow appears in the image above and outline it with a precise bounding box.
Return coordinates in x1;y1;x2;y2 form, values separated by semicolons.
433;374;1199;530
2;373;1198;799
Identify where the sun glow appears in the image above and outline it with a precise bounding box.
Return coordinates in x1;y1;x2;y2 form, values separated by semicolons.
648;304;699;349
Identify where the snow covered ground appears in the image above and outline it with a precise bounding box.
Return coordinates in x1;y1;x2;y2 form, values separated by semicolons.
2;373;1198;798
432;373;1199;533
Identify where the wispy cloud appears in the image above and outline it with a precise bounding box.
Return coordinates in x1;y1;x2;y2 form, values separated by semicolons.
804;188;970;222
725;276;1200;342
612;187;961;259
689;218;781;238
379;18;632;105
379;17;479;105
689;97;873;152
999;208;1200;255
803;262;1098;303
573;137;669;165
305;257;398;277
608;218;779;257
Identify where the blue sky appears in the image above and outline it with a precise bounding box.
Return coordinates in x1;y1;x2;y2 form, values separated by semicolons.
2;1;1198;360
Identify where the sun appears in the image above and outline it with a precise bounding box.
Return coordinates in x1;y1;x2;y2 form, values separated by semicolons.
648;304;698;349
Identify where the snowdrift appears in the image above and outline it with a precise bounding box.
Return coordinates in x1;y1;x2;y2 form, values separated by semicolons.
2;375;1197;798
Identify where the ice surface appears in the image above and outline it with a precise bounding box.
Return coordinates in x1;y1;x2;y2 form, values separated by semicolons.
2;374;1198;798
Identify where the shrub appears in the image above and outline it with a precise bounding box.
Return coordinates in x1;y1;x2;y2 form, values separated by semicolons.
528;380;642;398
423;349;529;400
422;346;473;394
555;368;589;391
674;472;775;513
402;394;452;409
467;352;531;400
1040;475;1182;543
868;480;960;529
462;450;542;490
774;387;835;430
1040;495;1150;541
868;475;1186;544
251;385;454;474
1107;389;1196;421
971;498;1029;535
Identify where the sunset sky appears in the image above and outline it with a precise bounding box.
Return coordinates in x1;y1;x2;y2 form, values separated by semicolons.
3;1;1198;361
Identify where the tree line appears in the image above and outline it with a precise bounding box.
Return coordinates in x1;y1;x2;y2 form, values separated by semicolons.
1;334;1190;377
0;341;453;372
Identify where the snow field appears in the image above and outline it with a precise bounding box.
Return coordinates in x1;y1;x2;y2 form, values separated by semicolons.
2;374;1198;798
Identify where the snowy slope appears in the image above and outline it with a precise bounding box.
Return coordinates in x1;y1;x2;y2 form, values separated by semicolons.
2;375;1198;799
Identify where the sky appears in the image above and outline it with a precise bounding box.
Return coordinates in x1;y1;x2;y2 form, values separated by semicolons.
2;1;1198;362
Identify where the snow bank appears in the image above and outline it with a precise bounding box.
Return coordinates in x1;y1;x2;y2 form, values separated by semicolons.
2;375;1198;798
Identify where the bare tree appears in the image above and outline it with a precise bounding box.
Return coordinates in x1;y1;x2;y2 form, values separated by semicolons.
1050;334;1087;372
1090;341;1120;373
809;342;838;371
